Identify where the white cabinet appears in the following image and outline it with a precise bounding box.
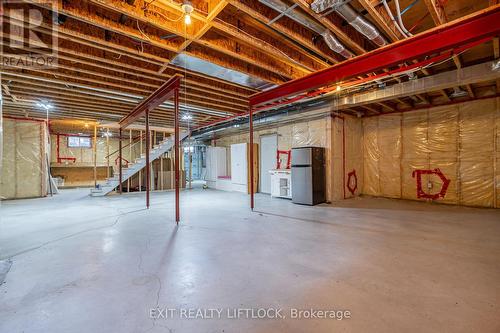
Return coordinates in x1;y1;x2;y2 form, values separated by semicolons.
269;170;292;199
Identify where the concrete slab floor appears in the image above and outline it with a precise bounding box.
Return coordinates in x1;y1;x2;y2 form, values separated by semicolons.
0;188;499;333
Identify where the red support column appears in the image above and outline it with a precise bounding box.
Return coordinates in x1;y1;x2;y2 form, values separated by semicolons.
249;105;254;210
145;111;150;209
119;128;123;194
174;88;180;223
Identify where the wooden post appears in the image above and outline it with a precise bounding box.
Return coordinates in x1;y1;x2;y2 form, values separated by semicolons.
93;124;97;188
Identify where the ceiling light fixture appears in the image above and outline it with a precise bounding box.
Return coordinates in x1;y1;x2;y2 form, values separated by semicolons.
182;113;193;121
182;0;193;25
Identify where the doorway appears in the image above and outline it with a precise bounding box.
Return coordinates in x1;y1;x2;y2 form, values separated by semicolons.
259;135;278;194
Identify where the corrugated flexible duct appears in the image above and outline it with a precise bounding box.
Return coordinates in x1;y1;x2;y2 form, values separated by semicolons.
311;0;387;46
259;0;353;58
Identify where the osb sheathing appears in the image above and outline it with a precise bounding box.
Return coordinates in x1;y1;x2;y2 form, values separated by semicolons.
1;119;47;199
363;98;500;208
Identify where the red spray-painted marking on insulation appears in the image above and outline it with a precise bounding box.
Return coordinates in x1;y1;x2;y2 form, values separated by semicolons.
347;170;358;195
412;168;450;200
277;150;291;169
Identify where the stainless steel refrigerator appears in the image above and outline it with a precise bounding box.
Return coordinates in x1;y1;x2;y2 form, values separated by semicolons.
291;147;326;205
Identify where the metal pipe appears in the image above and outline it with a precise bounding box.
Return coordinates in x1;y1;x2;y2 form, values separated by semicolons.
174;88;180;224
336;4;387;46
258;0;352;58
146;111;150;208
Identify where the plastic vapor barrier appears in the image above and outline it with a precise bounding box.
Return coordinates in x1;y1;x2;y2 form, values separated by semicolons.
215;117;333;200
363;98;499;208
1;118;48;199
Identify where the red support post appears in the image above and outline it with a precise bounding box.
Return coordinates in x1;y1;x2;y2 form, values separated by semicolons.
145;111;150;208
249;105;254;210
119;128;123;194
174;88;180;223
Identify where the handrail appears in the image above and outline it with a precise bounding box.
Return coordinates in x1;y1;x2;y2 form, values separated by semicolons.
105;133;146;159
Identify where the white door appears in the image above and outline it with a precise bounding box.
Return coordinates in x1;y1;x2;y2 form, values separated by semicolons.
231;143;247;185
260;135;278;194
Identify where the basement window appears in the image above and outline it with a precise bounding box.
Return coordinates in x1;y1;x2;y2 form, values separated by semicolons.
68;136;92;148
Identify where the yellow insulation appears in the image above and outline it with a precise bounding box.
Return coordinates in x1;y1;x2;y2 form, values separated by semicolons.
363;98;499;208
1;119;47;199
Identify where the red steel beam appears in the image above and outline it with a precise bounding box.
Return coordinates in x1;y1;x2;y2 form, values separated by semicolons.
119;74;183;129
119;128;123;194
249;5;500;107
145;111;150;208
174;88;180;224
249;105;254;210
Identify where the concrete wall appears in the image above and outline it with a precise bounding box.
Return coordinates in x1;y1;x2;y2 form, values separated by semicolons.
1;118;48;199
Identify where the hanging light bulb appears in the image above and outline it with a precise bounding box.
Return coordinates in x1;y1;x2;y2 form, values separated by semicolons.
336;85;341;92
182;1;193;25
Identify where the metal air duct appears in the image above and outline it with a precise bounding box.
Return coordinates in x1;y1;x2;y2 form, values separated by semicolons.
259;0;353;58
311;0;387;46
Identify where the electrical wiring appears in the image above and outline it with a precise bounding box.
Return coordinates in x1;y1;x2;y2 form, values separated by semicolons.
136;20;152;41
381;0;409;38
394;0;413;36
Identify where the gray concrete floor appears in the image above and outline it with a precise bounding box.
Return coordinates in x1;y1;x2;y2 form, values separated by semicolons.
1;188;499;333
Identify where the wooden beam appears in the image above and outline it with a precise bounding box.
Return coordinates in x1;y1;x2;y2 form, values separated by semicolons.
424;0;447;25
359;104;381;114
23;0;287;83
226;0;338;64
